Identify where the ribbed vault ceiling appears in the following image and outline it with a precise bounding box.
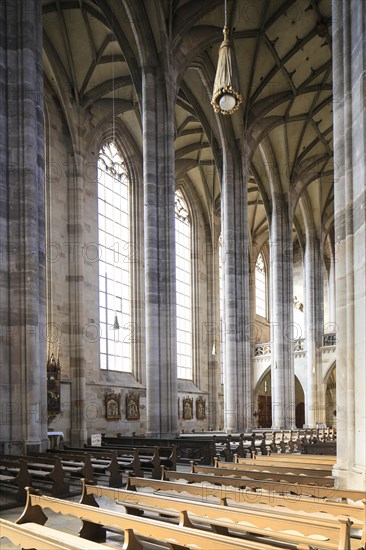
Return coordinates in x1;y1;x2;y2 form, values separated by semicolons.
42;0;334;250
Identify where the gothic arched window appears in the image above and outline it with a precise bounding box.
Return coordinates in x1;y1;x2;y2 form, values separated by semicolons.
98;142;131;372
175;189;192;379
255;252;266;318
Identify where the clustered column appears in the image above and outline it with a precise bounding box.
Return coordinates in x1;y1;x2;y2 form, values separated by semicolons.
332;0;366;490
221;145;251;432
143;67;178;437
68;152;88;447
304;234;324;427
270;197;295;429
0;0;48;453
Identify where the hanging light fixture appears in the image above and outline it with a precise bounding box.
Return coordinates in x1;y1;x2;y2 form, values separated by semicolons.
211;0;242;115
113;314;120;330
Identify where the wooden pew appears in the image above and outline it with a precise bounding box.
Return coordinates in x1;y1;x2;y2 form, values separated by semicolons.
80;480;362;549
67;444;177;478
244;454;334;470
161;467;365;501
0;518;110;550
97;444;177;472
257;453;336;465
16;487;279;550
0;458;31;503
192;462;335;487
35;450;121;487
0;454;68;497
93;447;156;479
31;451;96;483
215;457;334;478
51;447;143;479
126;473;366;546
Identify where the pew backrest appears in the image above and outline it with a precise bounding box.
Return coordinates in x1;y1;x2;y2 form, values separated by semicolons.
0;518;109;550
193;462;335;487
17;488;282;550
81;481;361;549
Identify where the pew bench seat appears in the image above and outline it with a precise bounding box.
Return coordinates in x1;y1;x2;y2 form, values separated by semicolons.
193;462;335;487
81;481;362;549
0;519;110;550
0;459;31;504
16;488;282;550
0;455;69;498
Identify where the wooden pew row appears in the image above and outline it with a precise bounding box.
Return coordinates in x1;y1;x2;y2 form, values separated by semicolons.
244;455;334;470
66;444;177;478
81;481;363;549
0;518;110;550
255;453;336;464
193;462;335;487
215;428;336;458
33;450;122;487
16;488;278;550
126;474;366;545
0;518;109;550
97;443;177;472
0;458;31;503
29;451;95;486
87;447;158;479
215;457;334;478
0;454;69;497
161;467;366;502
51;447;146;479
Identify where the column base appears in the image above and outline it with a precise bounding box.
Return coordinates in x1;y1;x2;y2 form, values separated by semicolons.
332;464;366;491
70;429;88;447
145;432;179;439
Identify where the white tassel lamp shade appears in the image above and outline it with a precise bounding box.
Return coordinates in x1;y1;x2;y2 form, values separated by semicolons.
211;26;242;115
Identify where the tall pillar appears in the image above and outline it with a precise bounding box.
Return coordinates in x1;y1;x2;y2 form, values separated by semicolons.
68;152;87;446
332;0;366;490
143;67;178;437
270;198;295;428
222;146;251;432
0;0;48;453
328;252;336;328
304;234;324;427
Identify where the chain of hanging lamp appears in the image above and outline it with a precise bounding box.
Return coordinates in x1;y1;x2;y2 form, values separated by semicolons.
211;0;242;115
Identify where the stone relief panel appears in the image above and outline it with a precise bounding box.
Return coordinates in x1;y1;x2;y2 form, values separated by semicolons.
105;391;121;421
126;392;140;420
196;397;206;420
182;397;193;420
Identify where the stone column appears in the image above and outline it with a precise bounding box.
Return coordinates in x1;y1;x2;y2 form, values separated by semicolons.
249;247;258;423
206;234;220;430
328;253;336;328
143;67;178;437
0;0;48;453
222;146;251;432
68;152;87;446
270;197;295;428
304;234;324;427
332;0;366;490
